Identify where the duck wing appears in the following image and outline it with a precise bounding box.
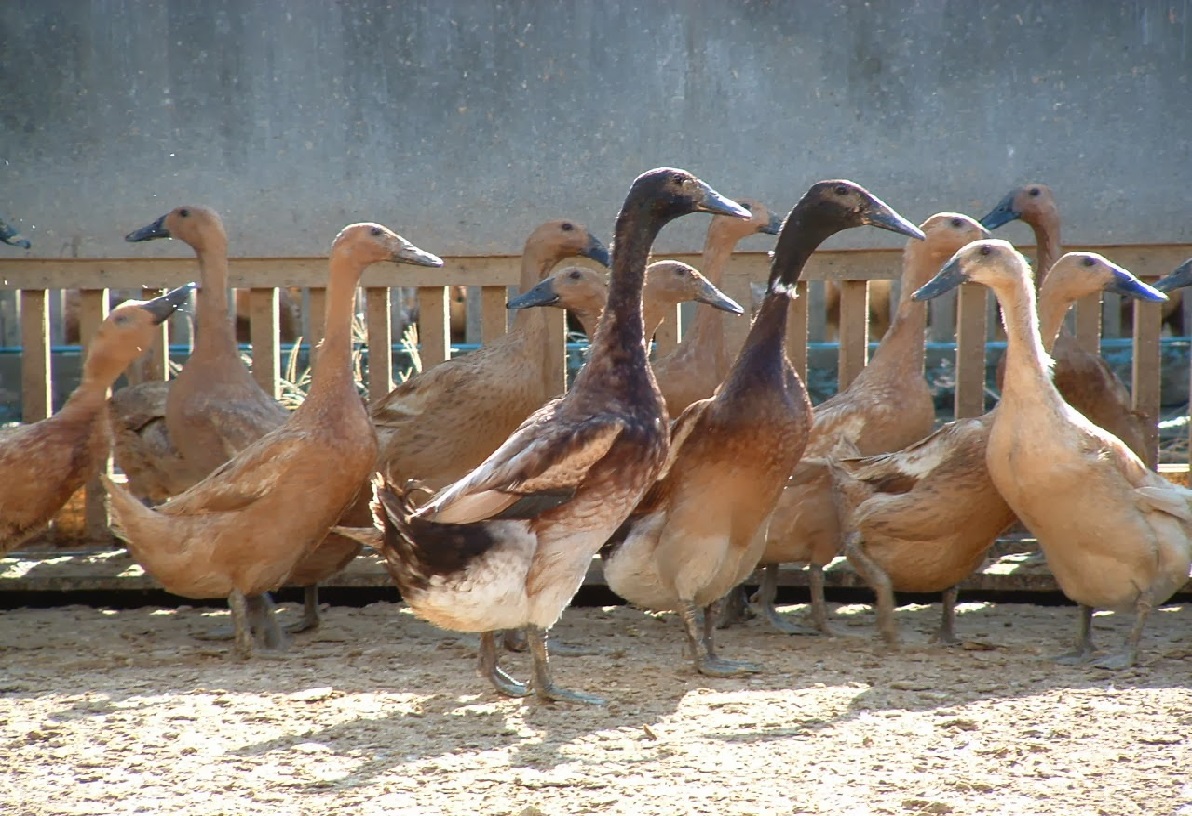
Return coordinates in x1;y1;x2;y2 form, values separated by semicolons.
159;432;306;516
423;406;626;525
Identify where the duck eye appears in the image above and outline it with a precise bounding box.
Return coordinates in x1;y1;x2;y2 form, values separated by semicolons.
739;202;752;212
951;217;963;228
979;245;993;256
1029;188;1041;197
179;208;190;218
671;173;686;185
568;269;582;279
370;226;382;236
561;222;574;232
834;185;850;196
1082;257;1096;267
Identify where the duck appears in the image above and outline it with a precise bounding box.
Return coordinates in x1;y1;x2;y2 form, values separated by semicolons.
371;219;610;494
505;259;743;339
649;200;782;416
0;287;190;553
600;180;924;677
361;168;749;704
1154;257;1192;295
832;251;1164;645
980;184;1150;460
0;212;30;248
913;239;1187;669
748;213;987;635
103;224;443;658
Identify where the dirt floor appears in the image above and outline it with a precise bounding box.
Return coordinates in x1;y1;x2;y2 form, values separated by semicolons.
1;596;1189;816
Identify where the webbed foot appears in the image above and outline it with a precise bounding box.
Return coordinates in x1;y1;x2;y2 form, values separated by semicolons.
479;631;530;698
695;655;763;678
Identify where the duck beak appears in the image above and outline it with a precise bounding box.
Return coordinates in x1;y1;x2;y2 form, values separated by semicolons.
978;192;1021;231
1110;267;1168;302
761;211;783;236
862;196;925;241
506;278;560;311
913;255;969;301
1153;259;1192;294
394;240;443;268
141;282;195;325
582;234;611;268
0;214;30;249
693;181;752;219
126;214;171;242
693;278;744;315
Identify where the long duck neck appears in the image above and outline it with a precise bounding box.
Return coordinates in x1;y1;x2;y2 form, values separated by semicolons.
1026;214;1061;287
864;240;931;377
572;204;658;394
997;275;1055;403
676;227;737;366
1037;288;1078;352
305;254;362;406
509;242;559;336
191;237;240;360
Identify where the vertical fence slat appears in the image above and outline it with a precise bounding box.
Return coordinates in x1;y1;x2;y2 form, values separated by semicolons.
480;286;507;344
787;280;809;381
837;280;869;390
365;287;393;403
955;283;988;419
307;287;327;355
543;308;567;398
19;289;51;421
417;286;451;369
1131;290;1162;468
78;290;111;539
807;281;827;342
1074;294;1102;354
132;286;169;384
249;288;280;400
464;287;483;344
928;287;959;344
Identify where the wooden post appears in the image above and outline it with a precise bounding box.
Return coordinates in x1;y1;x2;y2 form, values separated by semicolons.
249;288;280;400
786;280;809;382
417;286;451;369
955;283;988;419
836;279;869;390
19;289;51;422
307;287;327;353
365;287;393;403
78;290;112;539
480;286;508;345
1131;289;1162;469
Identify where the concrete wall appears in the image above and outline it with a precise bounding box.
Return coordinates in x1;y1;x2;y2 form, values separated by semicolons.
1;0;1190;260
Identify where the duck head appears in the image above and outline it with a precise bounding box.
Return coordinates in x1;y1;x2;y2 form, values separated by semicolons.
0;212;30;248
706;197;784;246
913;239;1031;301
84;283;194;379
331;223;444;269
1043;252;1167;303
524;219;611;268
1153;258;1192;294
627;168;752;223
978;184;1057;231
126;205;227;252
644;259;743;314
507;266;606;311
797;181;926;240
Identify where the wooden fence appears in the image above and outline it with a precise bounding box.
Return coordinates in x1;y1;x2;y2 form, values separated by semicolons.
0;243;1190;549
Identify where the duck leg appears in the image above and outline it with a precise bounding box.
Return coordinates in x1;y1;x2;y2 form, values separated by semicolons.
751;564;826;636
286;585;322;633
478;631;530;698
1053;604;1096;665
681;601;761;677
245;593;290;655
715;584;754;629
525;625;605;705
933;585;961;646
501;628;596;656
843;533;899;647
1092;594;1153;671
228;590;254;659
806;563;833;635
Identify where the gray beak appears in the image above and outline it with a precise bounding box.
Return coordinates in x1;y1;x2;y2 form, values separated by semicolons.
978;192;1021;231
694;278;745;315
1153;259;1192;294
126;214;171;242
141;282;195;324
862;195;926;241
761;211;783;236
582;234;611;268
394;241;443;268
913;255;969;301
506;278;561;311
694;181;752;219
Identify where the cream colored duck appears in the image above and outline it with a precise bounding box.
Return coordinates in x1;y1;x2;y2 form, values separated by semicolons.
913;240;1186;669
506;259;743;338
601;181;924;677
650;200;782;416
749;213;987;635
980;184;1150;460
0;288;190;552
364;168;749;703
104;224;443;658
834;251;1164;645
371;220;609;493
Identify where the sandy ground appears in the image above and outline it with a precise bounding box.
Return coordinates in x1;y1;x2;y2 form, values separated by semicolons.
1;597;1190;816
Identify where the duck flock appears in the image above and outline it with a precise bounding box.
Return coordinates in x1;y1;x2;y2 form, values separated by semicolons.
2;168;1191;705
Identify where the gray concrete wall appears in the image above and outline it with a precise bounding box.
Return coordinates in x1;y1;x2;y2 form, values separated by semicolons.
1;0;1190;260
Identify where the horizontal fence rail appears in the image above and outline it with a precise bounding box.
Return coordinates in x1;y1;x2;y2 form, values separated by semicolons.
1;243;1190;550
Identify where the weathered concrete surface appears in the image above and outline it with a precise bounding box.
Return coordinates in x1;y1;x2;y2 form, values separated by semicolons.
1;1;1190;258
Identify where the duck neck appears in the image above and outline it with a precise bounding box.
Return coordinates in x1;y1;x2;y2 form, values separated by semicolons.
997;277;1055;401
1027;215;1062;287
1037;287;1074;352
509;242;557;336
192;240;239;359
678;227;737;365
309;255;362;400
866;241;931;377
